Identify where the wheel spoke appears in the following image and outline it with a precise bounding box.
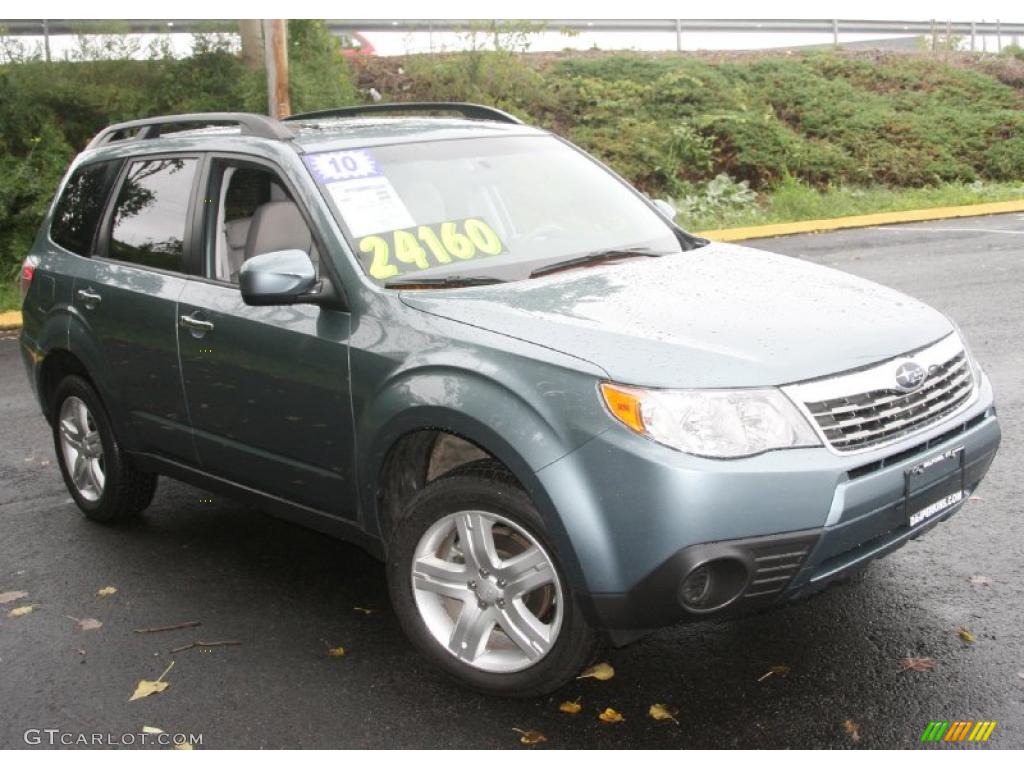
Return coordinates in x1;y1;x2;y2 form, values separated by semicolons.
72;455;90;491
82;433;102;459
86;459;104;493
448;601;495;661
496;598;551;661
499;546;554;598
60;418;83;452
75;400;91;436
455;513;500;572
412;556;472;600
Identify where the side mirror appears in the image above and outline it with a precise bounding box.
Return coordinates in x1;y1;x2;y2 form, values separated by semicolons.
239;249;319;306
652;198;678;221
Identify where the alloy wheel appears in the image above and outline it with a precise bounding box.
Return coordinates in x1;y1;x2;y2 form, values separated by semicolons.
410;510;563;673
58;396;105;502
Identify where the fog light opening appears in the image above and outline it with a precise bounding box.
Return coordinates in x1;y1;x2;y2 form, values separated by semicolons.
678;557;748;613
680;565;712;607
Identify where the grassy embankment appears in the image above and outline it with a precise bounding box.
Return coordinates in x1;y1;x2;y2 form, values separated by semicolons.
4;43;1024;310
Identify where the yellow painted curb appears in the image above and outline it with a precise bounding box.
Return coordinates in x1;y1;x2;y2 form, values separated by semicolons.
0;310;23;330
694;199;1024;242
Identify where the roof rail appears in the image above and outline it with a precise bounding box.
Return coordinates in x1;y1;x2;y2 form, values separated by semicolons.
85;112;294;150
284;102;524;125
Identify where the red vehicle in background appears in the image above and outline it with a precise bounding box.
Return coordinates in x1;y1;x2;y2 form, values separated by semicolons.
340;31;375;58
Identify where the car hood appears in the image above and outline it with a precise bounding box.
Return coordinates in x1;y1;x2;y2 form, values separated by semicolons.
399;242;954;388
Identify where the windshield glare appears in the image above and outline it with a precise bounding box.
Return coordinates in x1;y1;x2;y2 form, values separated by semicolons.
304;135;684;285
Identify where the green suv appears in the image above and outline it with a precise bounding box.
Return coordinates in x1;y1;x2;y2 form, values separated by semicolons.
19;104;1001;696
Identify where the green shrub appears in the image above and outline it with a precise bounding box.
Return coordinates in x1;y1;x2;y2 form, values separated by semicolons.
671;174;758;228
0;21;355;279
3;42;1024;284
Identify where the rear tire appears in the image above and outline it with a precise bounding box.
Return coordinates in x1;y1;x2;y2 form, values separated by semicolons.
51;375;157;524
386;460;600;697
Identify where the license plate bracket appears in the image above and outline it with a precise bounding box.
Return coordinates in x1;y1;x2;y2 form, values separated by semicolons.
905;446;966;528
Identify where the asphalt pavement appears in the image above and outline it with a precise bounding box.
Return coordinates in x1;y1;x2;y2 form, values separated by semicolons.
1;213;1022;749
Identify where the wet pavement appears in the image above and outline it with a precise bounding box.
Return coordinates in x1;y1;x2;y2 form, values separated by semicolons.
1;213;1022;748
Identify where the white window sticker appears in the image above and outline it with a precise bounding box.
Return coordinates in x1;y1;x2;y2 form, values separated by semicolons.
305;150;415;237
325;177;415;238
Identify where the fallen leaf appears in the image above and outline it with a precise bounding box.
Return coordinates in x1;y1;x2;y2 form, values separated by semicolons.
968;496;984;502
0;590;28;605
327;646;346;657
968;575;992;587
843;719;861;743
66;615;102;631
130;680;169;702
130;660;174;702
598;707;625;723
352;607;375;615
142;726;164;734
649;703;679;724
577;662;614;681
512;728;547;745
899;656;937;672
958;626;976;644
758;664;791;681
96;586;118;597
7;604;36;618
174;743;194;751
558;699;582;714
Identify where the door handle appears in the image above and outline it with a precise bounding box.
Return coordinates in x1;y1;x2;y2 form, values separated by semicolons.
179;314;215;333
76;288;102;307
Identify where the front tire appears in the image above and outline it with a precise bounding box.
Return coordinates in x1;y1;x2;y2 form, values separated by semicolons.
51;375;157;523
386;460;599;697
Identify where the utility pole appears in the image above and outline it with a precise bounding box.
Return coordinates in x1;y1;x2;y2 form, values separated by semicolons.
238;20;263;70
262;19;291;119
42;19;51;62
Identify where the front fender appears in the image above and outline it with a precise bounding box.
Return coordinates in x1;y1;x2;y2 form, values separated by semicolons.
357;364;607;604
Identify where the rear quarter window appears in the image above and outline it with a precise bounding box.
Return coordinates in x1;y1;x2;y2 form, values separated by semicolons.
50;160;122;256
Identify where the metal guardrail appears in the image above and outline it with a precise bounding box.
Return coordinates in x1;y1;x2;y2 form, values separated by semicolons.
325;18;1024;35
2;18;1022;52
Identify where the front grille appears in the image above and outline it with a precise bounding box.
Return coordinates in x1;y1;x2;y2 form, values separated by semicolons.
784;335;976;454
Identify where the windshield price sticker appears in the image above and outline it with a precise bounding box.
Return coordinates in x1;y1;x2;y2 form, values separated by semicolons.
359;218;507;280
305;150;380;183
305;150;417;237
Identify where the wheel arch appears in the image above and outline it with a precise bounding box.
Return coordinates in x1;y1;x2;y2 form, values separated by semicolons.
36;317;133;448
360;401;592;601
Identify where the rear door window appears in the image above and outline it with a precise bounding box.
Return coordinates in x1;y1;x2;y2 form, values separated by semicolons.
107;157;198;272
50;160;122;256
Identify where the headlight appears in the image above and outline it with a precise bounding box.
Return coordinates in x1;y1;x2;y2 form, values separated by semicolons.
600;382;820;458
954;329;983;388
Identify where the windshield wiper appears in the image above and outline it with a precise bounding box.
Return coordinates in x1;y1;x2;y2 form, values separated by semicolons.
529;247;671;279
384;274;507;289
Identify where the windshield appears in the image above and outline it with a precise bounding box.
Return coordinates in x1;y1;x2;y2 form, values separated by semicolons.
304;135;689;285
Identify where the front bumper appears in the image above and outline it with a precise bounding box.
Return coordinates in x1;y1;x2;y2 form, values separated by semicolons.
538;373;1000;633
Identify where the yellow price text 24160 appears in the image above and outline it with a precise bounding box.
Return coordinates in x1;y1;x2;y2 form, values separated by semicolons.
360;218;506;280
